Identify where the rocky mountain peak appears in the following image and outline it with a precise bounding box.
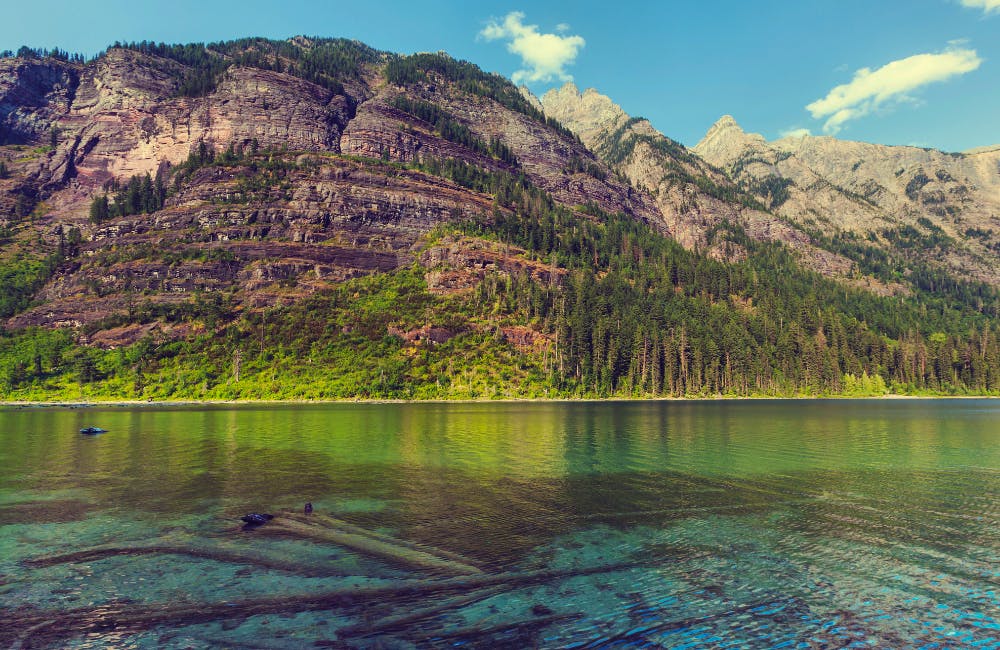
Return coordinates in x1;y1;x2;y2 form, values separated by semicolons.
540;82;627;146
713;114;740;130
693;114;767;161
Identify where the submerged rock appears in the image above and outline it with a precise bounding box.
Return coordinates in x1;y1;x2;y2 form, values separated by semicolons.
240;513;274;528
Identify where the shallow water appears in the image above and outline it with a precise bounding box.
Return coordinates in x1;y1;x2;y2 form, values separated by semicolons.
0;400;997;648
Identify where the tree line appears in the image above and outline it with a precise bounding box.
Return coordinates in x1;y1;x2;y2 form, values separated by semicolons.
117;37;378;98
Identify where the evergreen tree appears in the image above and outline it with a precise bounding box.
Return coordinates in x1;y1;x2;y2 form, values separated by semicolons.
89;195;110;223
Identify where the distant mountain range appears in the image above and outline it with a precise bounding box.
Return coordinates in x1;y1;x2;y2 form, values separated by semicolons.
1;38;998;400
542;83;1000;290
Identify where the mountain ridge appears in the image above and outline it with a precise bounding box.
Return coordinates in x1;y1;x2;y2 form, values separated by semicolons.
542;82;1000;287
1;38;999;400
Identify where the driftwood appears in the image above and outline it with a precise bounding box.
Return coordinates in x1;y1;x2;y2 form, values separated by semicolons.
23;544;348;577
1;562;638;646
283;512;486;570
260;515;482;576
336;585;507;638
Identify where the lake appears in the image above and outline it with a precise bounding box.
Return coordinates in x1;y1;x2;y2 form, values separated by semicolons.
1;400;997;648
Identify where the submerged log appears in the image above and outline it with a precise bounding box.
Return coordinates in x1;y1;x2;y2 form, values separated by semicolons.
24;544;347;577
282;512;486;570
1;562;639;646
260;516;482;576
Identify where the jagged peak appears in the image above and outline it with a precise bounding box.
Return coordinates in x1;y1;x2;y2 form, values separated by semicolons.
543;81;581;100
713;115;741;131
540;82;586;111
541;82;619;113
694;114;766;154
519;85;543;113
702;114;753;140
540;83;627;145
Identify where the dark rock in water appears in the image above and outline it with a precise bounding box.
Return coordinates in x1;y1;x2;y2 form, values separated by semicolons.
240;513;274;528
304;502;313;514
532;604;554;616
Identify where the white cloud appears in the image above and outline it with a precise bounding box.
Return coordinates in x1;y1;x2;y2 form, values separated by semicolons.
960;0;1000;14
780;127;812;139
806;47;982;134
480;12;585;85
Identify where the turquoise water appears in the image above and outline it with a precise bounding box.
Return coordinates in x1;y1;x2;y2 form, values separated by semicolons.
0;400;997;648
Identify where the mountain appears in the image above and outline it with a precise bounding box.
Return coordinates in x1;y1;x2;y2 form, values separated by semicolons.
692;115;1000;286
541;84;856;279
1;39;999;400
1;41;654;330
542;83;1000;295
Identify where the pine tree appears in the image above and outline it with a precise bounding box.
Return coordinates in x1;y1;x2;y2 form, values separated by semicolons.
89;195;110;223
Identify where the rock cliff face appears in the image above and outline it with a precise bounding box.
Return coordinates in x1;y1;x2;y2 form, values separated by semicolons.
29;49;356;197
538;84;627;146
341;82;663;232
0;42;665;335
0;58;79;144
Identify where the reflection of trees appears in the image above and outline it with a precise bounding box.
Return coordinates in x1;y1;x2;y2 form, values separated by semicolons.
1;402;996;573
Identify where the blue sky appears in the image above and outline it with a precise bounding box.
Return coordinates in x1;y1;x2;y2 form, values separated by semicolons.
2;0;998;151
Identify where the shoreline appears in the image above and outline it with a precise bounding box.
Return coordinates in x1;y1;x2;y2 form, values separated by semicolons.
1;394;997;408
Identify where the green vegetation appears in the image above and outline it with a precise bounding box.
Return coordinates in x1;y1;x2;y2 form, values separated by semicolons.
747;176;794;209
792;213;997;321
452;172;1000;395
0;271;550;400
599;117;701;168
905;170;931;199
11;145;54;162
0;251;62;320
965;227;993;241
1;46;88;63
